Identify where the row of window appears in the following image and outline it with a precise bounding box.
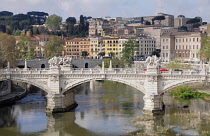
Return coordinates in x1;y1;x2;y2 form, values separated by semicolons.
162;37;200;43
175;45;199;50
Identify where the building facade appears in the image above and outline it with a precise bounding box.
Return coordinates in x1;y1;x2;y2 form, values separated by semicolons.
161;32;206;62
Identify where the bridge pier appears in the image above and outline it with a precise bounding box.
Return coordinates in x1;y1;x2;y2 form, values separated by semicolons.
143;56;164;115
46;90;78;113
143;94;164;115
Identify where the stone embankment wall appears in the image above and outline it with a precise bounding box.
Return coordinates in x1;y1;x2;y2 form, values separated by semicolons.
0;80;11;96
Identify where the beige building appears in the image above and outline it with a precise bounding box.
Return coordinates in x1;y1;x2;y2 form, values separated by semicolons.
135;37;156;59
174;15;202;28
89;37;103;59
142;13;174;27
161;32;206;62
89;18;112;37
143;27;178;49
199;23;210;35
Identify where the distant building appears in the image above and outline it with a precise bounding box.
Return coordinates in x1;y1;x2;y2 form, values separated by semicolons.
89;18;112;37
161;32;206;62
64;38;90;59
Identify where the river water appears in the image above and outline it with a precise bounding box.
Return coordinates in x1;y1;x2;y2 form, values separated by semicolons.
0;81;210;136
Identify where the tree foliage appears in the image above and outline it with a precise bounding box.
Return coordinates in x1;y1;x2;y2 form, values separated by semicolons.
152;16;165;26
186;17;200;24
98;52;105;57
121;38;136;67
44;36;63;58
0;32;17;67
17;34;35;59
27;11;48;25
81;51;89;58
45;14;62;31
200;35;210;61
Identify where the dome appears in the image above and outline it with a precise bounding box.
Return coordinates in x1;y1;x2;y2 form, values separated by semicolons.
178;15;185;18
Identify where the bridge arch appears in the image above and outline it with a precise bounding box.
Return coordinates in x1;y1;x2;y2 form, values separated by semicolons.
63;78;145;94
0;78;48;93
162;79;206;94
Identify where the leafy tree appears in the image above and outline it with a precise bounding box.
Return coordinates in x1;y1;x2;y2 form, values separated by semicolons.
45;14;62;31
144;21;151;25
0;32;17;68
178;26;188;31
0;11;13;17
17;34;35;59
44;36;63;58
152;16;165;26
200;35;210;62
121;38;136;67
98;52;105;58
66;17;76;25
81;51;89;58
14;30;21;36
112;57;125;68
151;49;161;57
27;11;48;25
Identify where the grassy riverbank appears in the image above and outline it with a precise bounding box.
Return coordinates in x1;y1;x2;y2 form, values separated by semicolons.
168;85;210;101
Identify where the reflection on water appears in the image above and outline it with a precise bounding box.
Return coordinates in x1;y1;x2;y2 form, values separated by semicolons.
0;81;210;135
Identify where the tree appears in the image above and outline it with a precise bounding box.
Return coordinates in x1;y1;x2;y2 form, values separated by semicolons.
121;38;136;67
66;17;76;25
200;35;210;62
151;49;161;57
81;51;89;58
0;32;17;68
98;52;105;58
45;14;62;31
178;26;188;31
152;16;165;26
17;34;35;59
44;36;63;58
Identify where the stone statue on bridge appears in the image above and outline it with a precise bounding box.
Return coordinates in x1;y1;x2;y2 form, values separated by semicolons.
145;55;161;68
49;56;72;68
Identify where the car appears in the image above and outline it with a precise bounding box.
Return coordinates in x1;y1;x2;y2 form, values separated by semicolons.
160;68;169;71
143;68;147;71
174;69;182;71
191;69;200;72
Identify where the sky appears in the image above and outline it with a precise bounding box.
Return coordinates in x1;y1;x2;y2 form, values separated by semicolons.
0;0;210;23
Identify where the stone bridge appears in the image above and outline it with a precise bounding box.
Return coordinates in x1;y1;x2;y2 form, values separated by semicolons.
0;56;209;114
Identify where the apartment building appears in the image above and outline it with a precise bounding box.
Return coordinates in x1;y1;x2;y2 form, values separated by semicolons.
89;18;112;37
103;36;120;57
161;32;206;62
143;27;178;49
89;37;103;59
135;37;156;59
64;38;90;59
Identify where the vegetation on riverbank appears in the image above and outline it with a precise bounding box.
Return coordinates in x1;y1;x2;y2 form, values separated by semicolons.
169;85;210;101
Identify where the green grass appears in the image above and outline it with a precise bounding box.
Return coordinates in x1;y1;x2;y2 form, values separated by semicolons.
170;85;210;99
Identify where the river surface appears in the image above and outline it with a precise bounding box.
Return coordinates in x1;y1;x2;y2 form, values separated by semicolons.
0;81;210;136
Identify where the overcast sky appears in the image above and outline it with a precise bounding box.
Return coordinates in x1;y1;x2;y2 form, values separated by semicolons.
1;0;210;22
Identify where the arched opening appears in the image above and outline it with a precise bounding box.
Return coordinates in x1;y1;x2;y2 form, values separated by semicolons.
41;64;45;68
85;63;88;68
62;80;144;135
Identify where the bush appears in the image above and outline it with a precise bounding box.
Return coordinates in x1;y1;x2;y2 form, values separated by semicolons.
170;85;210;99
